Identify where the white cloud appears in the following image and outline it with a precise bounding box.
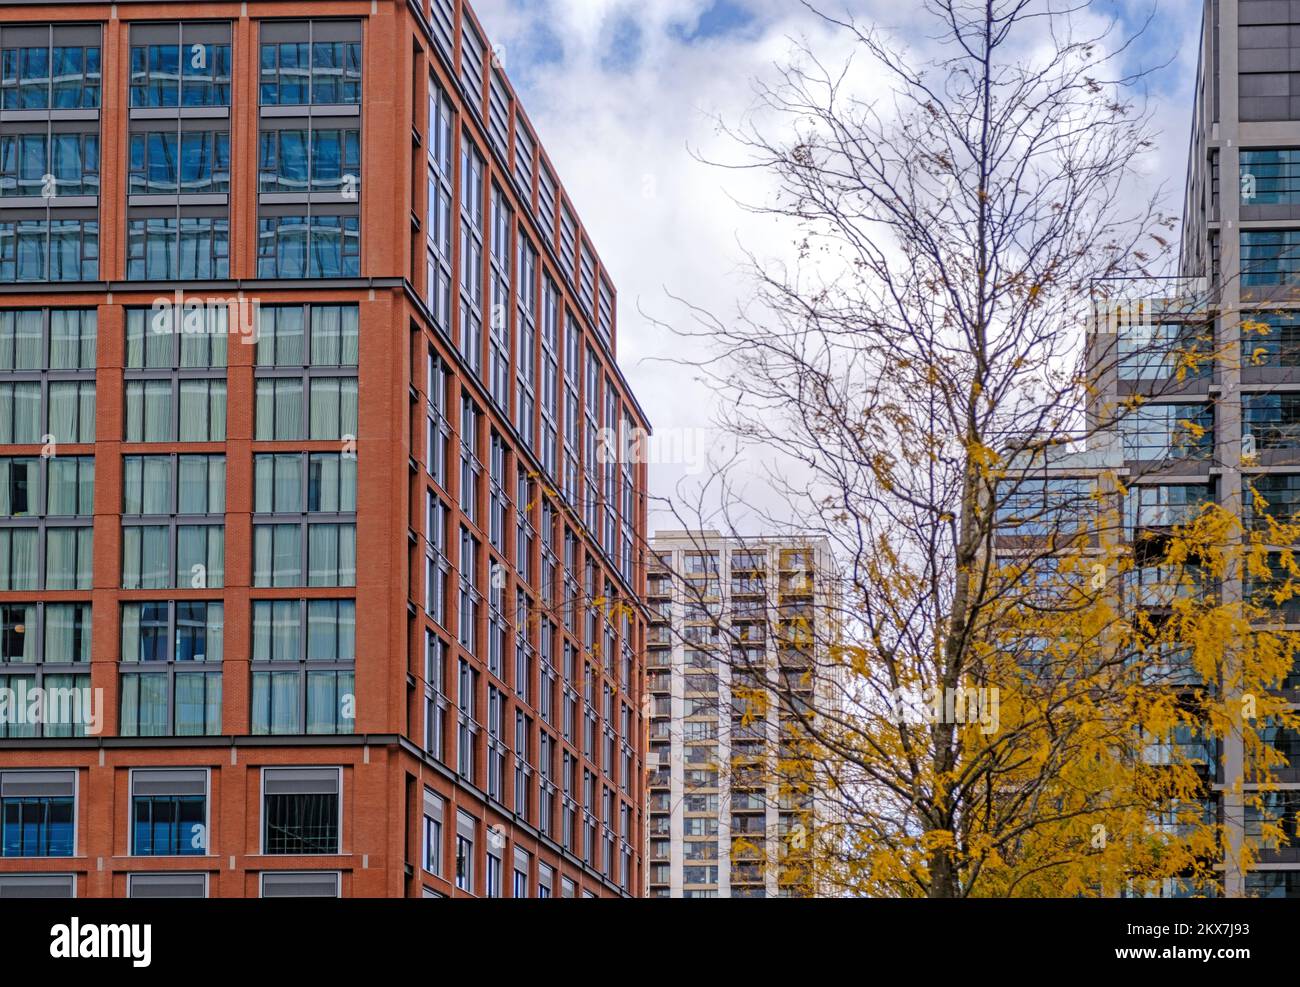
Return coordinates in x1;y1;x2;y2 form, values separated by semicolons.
470;0;1202;534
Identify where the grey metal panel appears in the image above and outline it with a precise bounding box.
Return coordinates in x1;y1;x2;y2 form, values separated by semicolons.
1241;71;1289;96
261;105;359;118
259;21;308;44
128;872;206;898
129;107;229;120
0;874;74;898
1241;48;1290;72
1241;95;1291;119
261;871;339;897
263;766;339;794
1239;0;1292;23
1;769;75;797
1;109;98;124
131;767;206;796
1;26;53;46
313;21;363;43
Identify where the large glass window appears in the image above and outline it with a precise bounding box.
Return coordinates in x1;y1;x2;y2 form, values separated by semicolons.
1247;474;1300;532
254;305;358;440
256;213;359;278
251;598;355;735
1;28;101;110
129;25;231;108
0;771;75;857
1243;310;1300;368
1241;149;1300;205
0;132;100;198
123;454;225;516
131;769;206;856
259;128;359;194
126;215;229;280
259;25;361;106
123;307;227;442
1117;321;1213;381
426;80;454;332
1243;230;1300;287
252;452;357;588
0;217;98;282
262;767;340;854
1245;392;1300;450
1125;483;1214;533
120;601;222;736
128;131;230;195
459;139;484;372
0;604;91;737
1120;403;1213;460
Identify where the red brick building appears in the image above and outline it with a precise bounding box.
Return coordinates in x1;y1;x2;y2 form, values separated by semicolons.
0;0;648;898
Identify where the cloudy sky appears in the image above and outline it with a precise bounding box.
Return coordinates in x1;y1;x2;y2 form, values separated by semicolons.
469;0;1204;533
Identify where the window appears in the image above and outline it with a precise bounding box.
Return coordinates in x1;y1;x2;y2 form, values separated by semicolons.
422;789;444;875
1243;229;1300;287
487;685;505;801
538;163;556;242
458;527;480;655
457;657;479;782
1247;474;1300;531
1;26;101;109
0;310;96;443
255;305;358;440
124;307;226;441
126;215;229;280
253;453;357;588
256;212;359;278
123;454;224;516
122;523;223;590
120;601;222;736
1245;393;1300;450
425;631;448;760
1242;149;1300;205
426;350;451;489
486;847;503;898
0;309;95;372
426;492;450;625
426;80;454;332
0;217;98;282
129;23;230;107
0;456;93;593
459;138;484;372
455;811;475;892
1120;403;1213;460
251;599;356;735
1;770;75;857
517;236;537;449
1;131;100;197
259;22;361;106
1243;310;1300;367
459;396;481;524
512;846;529;898
1126;483;1213;533
460;21;485;111
129;131;229;194
1117;321;1212;381
262;767;340;855
130;769;206;856
994;476;1095;536
489;186;512;411
259;127;359;194
0;604;90;738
